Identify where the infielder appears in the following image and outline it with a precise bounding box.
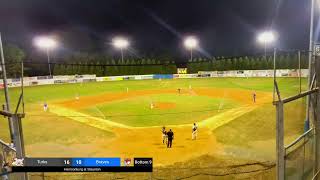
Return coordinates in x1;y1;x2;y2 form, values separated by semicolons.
192;123;198;140
162;126;167;144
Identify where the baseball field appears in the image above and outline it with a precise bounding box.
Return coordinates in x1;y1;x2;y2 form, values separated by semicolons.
0;77;308;178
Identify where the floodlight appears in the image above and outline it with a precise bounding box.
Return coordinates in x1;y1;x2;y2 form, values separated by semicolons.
33;36;57;76
112;37;129;49
257;31;276;44
184;36;198;50
34;36;57;49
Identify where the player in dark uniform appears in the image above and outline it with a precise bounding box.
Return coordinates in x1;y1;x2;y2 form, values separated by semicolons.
177;88;181;94
166;129;174;148
253;91;256;103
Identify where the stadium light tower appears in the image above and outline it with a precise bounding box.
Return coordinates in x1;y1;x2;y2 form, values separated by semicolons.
112;37;129;62
184;36;198;62
34;36;57;77
257;31;276;58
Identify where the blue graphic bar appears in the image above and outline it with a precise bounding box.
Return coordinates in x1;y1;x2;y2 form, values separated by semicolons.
72;158;121;167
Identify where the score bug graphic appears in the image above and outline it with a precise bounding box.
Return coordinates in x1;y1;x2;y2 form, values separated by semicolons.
124;158;131;166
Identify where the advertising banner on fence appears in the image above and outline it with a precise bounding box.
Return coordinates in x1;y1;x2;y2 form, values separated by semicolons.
153;74;174;79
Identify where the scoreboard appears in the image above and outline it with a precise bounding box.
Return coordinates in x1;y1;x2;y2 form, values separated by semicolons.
177;68;187;74
12;157;152;172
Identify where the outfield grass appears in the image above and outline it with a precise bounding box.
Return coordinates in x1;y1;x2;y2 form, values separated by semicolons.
0;77;305;105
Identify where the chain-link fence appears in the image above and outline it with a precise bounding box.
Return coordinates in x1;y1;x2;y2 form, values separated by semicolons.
0;139;16;179
285;128;315;180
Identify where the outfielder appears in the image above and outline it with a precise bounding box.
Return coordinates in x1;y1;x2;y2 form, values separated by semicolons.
43;102;48;112
252;91;256;103
192;123;198;140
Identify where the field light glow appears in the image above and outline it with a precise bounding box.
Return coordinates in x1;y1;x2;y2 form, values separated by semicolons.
184;36;198;50
34;36;57;49
112;37;129;49
257;31;276;44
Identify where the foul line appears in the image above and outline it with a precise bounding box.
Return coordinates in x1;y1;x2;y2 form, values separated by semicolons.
48;103;263;131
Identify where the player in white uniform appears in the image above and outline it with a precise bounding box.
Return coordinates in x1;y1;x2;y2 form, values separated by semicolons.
162;126;167;144
192;123;198;140
43;102;48;112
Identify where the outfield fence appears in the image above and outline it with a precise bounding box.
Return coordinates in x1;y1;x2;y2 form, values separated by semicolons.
0;69;309;88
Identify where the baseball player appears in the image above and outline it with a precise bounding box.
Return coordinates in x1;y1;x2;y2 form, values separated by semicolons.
177;88;181;94
43;102;48;112
192;123;198;140
162;126;167;144
252;91;256;103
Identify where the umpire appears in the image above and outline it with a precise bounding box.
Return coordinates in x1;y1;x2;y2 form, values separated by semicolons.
166;129;174;148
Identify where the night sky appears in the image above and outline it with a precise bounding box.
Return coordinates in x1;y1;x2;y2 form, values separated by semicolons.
0;0;313;60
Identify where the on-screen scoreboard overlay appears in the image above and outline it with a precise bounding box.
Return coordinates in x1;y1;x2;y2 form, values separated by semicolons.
12;157;152;172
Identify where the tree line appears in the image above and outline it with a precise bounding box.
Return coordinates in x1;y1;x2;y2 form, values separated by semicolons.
1;44;309;77
187;53;308;73
53;53;308;76
53;59;177;76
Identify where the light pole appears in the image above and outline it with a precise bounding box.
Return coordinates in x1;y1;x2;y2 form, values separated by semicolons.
257;31;282;180
112;37;129;63
306;0;315;133
184;36;198;62
308;0;314;85
257;31;277;101
34;36;57;77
